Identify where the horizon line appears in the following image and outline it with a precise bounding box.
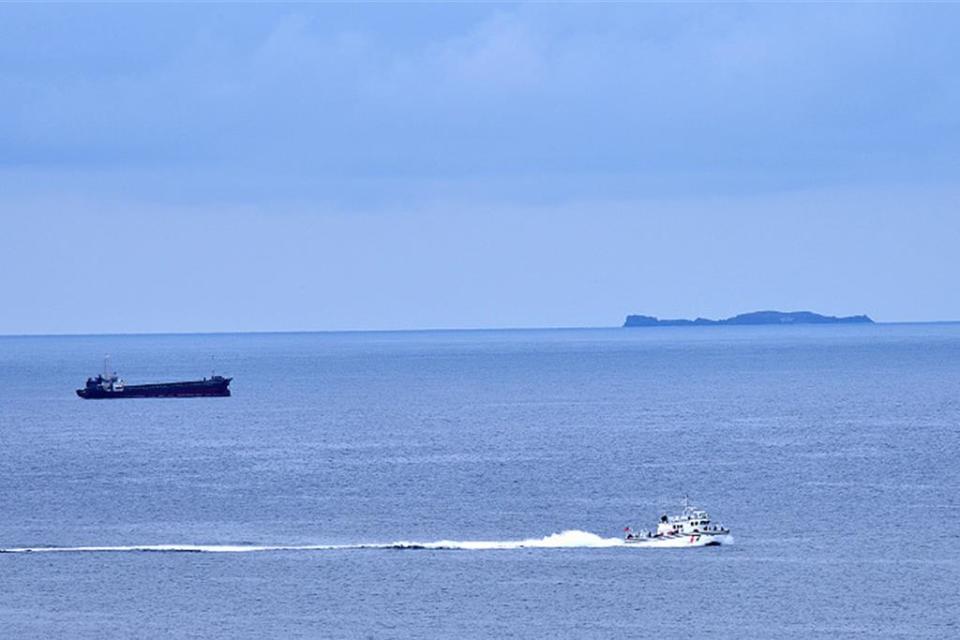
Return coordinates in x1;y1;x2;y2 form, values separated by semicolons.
3;320;960;339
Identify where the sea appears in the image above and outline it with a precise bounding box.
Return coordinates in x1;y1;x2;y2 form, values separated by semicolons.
1;324;958;639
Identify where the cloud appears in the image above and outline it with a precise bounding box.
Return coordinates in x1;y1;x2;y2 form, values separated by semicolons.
0;3;957;208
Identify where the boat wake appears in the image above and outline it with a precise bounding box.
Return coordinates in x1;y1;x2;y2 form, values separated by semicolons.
1;530;628;554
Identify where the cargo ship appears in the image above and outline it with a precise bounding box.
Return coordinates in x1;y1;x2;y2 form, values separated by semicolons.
76;358;231;399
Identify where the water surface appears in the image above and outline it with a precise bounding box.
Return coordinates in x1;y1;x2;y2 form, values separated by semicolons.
1;325;958;638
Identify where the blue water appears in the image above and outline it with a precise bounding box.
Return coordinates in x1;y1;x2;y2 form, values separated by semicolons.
1;325;958;638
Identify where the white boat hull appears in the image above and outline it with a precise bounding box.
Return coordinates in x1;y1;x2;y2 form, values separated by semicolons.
625;533;733;548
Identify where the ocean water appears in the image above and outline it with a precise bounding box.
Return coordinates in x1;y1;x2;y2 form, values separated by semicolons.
1;325;958;638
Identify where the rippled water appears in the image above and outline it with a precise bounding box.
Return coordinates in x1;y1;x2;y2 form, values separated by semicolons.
1;325;958;638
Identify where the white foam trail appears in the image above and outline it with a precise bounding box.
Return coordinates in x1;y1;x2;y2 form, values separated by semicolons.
388;530;626;551
0;530;626;554
0;544;346;554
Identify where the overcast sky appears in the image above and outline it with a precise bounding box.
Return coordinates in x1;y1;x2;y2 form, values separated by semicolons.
1;3;958;334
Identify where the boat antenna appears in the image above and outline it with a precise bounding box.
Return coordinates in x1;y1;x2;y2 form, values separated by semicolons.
103;354;110;377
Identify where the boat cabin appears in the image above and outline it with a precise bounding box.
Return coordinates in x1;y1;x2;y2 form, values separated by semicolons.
85;371;122;393
656;508;715;535
652;498;729;536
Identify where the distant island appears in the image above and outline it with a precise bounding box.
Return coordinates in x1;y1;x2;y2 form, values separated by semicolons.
623;310;874;328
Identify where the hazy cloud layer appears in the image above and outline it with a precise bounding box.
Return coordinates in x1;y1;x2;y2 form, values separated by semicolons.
4;4;957;199
1;4;958;332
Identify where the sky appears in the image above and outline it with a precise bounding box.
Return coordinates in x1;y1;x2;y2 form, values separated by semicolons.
1;2;958;334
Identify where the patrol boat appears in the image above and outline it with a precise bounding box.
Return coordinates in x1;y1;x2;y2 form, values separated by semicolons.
624;498;731;547
76;357;231;399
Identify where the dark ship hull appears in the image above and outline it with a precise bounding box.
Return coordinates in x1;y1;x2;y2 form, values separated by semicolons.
76;377;231;399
